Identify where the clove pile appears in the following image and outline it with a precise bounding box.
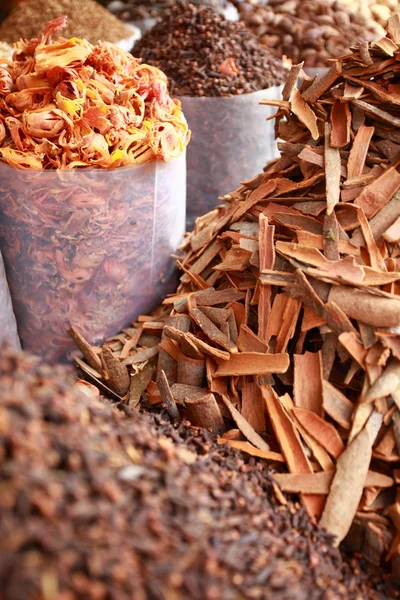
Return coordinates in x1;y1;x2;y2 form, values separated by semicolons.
134;2;286;97
74;15;400;578
237;0;380;68
2;346;396;599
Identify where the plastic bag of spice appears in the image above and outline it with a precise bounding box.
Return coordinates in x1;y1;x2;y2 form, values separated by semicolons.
178;86;282;227
0;153;186;363
0;250;20;349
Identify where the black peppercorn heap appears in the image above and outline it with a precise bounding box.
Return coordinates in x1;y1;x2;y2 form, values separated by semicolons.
134;2;286;97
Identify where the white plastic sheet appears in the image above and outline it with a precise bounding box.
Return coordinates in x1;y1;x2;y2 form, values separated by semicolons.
0;154;186;362
178;86;283;226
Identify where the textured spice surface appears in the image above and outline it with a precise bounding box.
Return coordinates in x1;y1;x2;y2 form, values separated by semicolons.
105;0;227;22
0;0;132;44
236;0;380;67
134;2;286;97
0;346;397;600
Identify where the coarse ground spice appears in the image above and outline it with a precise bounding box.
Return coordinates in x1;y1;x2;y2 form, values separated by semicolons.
0;0;132;44
236;0;380;68
0;346;397;600
134;2;286;97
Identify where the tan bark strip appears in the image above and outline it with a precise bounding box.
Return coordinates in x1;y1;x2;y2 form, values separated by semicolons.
351;191;400;245
320;411;383;545
218;439;285;463
292;408;345;459
237;324;268;353
170;383;208;403
221;395;270;451
261;385;325;519
242;381;266;432
101;346;130;396
338;331;368;370
157;370;180;421
291;88;319;140
322;380;354;430
354;167;400;219
330;101;351;148
68;326;102;372
180;239;224;284
122;346;159;366
365;358;400;402
302;63;342;103
293;351;323;416
273;470;393;495
194;287;246;306
189;307;237;353
215;353;290;377
383;215;400;243
328;286;400;328
324;122;341;215
185;393;226;434
282;62;304;101
177;353;206;387
163;326;230;361
258;214;275;341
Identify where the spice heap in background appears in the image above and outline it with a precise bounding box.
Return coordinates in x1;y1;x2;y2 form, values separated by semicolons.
341;0;400;28
1;346;397;600
237;0;381;67
103;0;230;23
0;17;189;360
0;0;132;44
135;2;285;97
135;2;285;224
74;16;400;578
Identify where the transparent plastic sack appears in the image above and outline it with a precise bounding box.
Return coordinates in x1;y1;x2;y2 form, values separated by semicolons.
0;154;186;362
0;250;20;350
178;86;282;226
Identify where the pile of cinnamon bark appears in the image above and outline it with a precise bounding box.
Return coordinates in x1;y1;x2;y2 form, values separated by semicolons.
72;15;400;577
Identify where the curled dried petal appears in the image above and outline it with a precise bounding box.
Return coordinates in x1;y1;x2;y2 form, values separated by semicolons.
0;68;13;96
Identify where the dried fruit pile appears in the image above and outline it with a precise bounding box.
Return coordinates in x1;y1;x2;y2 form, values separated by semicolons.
0;0;132;45
134;2;286;97
0;346;397;599
74;16;400;577
237;0;380;68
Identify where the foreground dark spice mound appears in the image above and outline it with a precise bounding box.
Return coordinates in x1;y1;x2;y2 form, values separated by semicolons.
236;0;379;68
0;348;395;600
134;2;286;96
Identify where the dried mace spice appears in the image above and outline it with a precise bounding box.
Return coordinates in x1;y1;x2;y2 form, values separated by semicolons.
237;0;380;68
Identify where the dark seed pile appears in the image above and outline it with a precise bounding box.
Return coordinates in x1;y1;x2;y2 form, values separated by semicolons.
104;0;227;22
0;347;397;600
235;0;380;68
134;2;286;97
